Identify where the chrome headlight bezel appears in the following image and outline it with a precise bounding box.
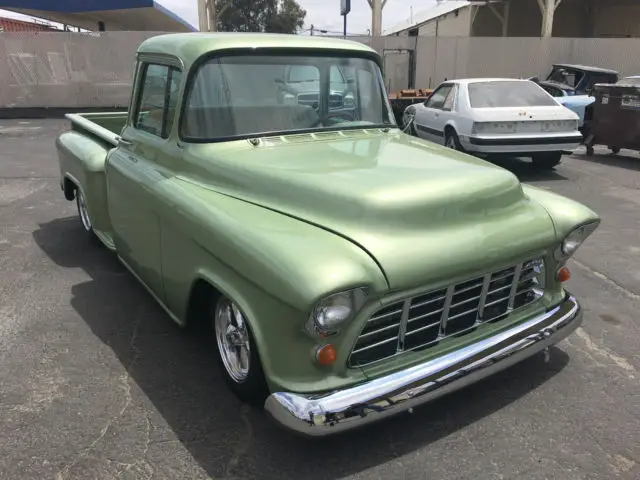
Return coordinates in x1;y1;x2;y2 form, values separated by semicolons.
554;221;600;263
305;287;369;337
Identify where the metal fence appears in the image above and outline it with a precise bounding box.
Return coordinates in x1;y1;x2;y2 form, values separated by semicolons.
1;32;640;109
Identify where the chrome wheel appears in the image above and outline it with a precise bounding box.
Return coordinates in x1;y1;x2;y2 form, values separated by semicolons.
76;190;92;232
214;297;251;384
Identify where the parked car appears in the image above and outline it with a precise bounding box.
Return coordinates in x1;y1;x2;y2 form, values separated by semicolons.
534;80;595;131
275;63;356;115
617;75;640;86
403;78;583;169
56;33;599;437
538;64;619;96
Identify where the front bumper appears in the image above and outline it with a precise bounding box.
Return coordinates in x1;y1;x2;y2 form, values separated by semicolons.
265;293;582;437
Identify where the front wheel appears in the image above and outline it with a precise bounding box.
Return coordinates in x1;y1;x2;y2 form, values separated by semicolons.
211;296;268;404
532;152;562;170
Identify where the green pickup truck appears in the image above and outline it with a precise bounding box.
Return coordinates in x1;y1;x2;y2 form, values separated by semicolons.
56;33;600;437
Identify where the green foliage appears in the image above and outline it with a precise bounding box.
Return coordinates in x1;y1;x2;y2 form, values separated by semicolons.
217;0;307;34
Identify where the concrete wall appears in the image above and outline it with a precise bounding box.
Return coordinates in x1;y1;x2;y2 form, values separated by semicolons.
1;32;640;109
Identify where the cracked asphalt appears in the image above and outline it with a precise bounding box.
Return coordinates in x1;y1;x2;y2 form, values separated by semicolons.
0;119;638;480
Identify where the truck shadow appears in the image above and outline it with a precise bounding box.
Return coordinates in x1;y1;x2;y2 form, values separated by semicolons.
33;216;570;480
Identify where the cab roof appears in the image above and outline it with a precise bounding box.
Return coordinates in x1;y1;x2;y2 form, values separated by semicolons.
137;32;379;67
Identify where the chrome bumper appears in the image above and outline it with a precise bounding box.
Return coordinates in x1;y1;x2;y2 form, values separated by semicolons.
265;293;582;437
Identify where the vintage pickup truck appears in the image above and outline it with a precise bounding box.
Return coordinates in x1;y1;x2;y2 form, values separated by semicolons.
56;33;600;437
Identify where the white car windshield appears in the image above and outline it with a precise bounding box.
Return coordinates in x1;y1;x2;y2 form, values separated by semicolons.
181;54;395;141
468;81;559;108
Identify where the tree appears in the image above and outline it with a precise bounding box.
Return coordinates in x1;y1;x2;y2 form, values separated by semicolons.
266;0;306;34
217;0;306;34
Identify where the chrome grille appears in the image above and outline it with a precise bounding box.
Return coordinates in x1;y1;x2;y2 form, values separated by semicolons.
348;258;545;367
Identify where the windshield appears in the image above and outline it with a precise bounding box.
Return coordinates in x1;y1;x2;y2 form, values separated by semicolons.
468;81;559;108
181;54;395;141
548;68;582;87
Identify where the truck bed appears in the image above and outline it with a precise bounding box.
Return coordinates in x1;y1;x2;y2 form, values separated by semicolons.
66;111;129;147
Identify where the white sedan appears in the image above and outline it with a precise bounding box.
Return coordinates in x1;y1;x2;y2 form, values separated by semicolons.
402;78;583;169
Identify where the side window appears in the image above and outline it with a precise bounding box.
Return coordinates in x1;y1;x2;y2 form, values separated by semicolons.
134;63;182;138
442;85;456;111
425;85;452;109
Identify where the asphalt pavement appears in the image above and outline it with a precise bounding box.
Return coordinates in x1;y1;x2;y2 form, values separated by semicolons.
0;119;638;480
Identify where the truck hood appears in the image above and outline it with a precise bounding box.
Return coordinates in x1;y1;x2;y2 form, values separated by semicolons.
187;131;557;291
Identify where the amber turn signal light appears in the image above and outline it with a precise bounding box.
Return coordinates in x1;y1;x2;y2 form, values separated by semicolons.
557;266;571;282
316;344;337;365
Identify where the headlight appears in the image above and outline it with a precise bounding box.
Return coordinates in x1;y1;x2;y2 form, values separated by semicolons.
306;287;368;337
556;221;599;261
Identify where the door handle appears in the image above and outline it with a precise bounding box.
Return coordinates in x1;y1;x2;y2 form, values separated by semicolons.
118;136;133;146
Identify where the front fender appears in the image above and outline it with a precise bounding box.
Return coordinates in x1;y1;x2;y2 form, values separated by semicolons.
158;177;388;393
523;185;601;240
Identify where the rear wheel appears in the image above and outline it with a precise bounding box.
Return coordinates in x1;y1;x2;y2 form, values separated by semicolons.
444;129;464;152
211;295;268;404
609;146;621;154
532;152;562;170
76;189;93;234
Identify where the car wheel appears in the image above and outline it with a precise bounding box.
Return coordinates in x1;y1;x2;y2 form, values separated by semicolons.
76;189;94;234
444;130;463;151
532;152;562;170
609;146;621;155
211;295;268;404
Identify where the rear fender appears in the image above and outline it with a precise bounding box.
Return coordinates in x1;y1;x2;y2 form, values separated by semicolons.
55;131;114;233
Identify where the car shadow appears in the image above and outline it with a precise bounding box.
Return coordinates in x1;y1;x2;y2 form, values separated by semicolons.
33;216;571;480
572;150;640;172
488;156;568;183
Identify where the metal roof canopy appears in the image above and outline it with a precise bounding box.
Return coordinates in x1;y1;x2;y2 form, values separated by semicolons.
0;0;195;31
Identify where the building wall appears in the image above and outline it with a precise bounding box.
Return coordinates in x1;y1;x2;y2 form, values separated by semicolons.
418;7;471;37
593;5;640;37
394;7;472;37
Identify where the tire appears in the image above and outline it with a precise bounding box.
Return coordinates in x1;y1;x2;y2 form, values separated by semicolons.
609;146;621;154
76;189;94;235
532;152;562;170
211;295;268;404
444;129;464;152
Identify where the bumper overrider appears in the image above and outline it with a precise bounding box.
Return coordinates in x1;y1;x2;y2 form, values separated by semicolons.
265;293;582;437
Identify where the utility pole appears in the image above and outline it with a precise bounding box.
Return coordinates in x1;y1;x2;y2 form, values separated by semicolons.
310;24;314;36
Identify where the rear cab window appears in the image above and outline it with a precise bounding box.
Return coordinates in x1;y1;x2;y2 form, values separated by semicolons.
134;63;183;138
468;81;558;108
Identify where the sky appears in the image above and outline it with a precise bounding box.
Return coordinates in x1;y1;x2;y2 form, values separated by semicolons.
0;0;433;34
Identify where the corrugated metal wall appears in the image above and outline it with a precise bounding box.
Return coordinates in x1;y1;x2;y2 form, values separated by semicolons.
1;32;640;109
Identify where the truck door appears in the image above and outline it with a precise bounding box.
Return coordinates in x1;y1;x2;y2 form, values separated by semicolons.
106;61;182;300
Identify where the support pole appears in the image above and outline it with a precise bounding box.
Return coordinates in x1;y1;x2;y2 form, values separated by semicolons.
538;0;562;38
371;0;382;37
